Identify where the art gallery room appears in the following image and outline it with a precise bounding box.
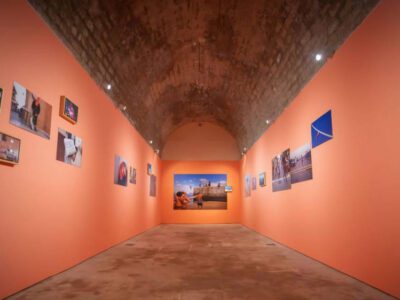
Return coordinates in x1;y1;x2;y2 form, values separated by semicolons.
0;0;399;299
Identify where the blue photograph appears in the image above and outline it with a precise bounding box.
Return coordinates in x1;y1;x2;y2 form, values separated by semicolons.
311;110;333;148
174;174;227;210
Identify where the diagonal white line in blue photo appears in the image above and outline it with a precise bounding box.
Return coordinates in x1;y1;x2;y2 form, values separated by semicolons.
312;124;333;138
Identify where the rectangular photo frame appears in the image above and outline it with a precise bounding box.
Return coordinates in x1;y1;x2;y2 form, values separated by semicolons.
114;155;128;187
259;172;266;187
0;132;21;165
290;144;313;184
272;149;291;192
174;174;227;210
60;96;79;124
56;128;83;167
129;166;137;184
10;81;52;139
0;87;3;112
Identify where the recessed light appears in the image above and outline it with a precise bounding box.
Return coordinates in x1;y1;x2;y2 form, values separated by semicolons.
265;119;270;124
149;140;153;144
122;105;127;111
156;149;160;154
243;147;247;151
106;84;112;90
315;53;323;61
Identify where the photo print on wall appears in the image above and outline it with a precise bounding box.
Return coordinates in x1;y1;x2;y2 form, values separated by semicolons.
259;172;266;187
174;174;227;210
0;87;3;112
244;175;251;197
0;132;21;164
129;166;136;184
60;96;78;124
225;186;233;192
312;110;333;148
56;128;83;167
150;174;156;197
10;82;52;139
114;155;128;187
272;149;291;192
290;144;313;184
252;177;257;190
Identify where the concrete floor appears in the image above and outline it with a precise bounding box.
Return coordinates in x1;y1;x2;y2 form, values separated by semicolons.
9;225;395;300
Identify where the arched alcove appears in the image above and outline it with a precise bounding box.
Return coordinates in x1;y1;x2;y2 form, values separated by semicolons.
162;122;241;160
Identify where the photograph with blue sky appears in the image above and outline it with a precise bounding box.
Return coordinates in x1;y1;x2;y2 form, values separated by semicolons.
174;174;227;210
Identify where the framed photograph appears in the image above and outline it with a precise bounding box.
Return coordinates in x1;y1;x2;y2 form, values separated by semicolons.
174;174;227;210
10;82;52;139
272;149;291;192
147;163;152;175
0;87;3;112
225;186;232;192
114;155;128;187
259;172;266;187
129;166;136;184
150;174;156;197
60;96;78;124
312;110;333;148
0;132;21;164
290;144;313;184
56;128;83;167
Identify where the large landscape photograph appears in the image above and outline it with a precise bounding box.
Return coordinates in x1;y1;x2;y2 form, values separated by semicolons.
174;174;227;210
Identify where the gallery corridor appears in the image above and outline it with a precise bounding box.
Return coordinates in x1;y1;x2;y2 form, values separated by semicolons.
9;225;394;300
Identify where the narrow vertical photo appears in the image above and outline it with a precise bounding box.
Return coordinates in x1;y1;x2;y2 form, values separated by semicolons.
272;149;291;192
114;155;128;187
290;144;312;184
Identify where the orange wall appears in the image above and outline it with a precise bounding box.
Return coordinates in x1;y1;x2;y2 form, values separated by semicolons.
162;122;240;160
241;0;400;297
0;1;161;298
161;161;241;224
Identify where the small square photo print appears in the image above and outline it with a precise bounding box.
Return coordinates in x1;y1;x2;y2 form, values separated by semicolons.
60;96;78;124
0;132;21;164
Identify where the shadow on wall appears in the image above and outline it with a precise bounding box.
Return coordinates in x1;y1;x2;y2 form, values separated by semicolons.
162;122;241;160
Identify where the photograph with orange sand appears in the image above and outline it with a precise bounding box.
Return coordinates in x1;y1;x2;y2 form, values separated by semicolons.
174;174;228;210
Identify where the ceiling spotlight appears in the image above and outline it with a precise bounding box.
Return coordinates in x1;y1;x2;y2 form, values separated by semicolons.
243;147;247;152
122;105;127;111
106;84;112;90
265;119;270;124
156;149;160;154
149;140;153;145
315;53;323;61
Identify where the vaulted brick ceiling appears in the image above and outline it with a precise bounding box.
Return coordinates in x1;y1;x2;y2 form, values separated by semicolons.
28;0;378;153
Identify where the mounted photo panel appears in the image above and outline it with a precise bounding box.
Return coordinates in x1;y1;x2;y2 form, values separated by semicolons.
114;155;128;187
174;174;227;210
0;132;21;165
60;96;78;124
10;81;52;139
259;172;266;187
290;144;312;184
56;128;83;167
272;149;291;192
312;110;333;148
